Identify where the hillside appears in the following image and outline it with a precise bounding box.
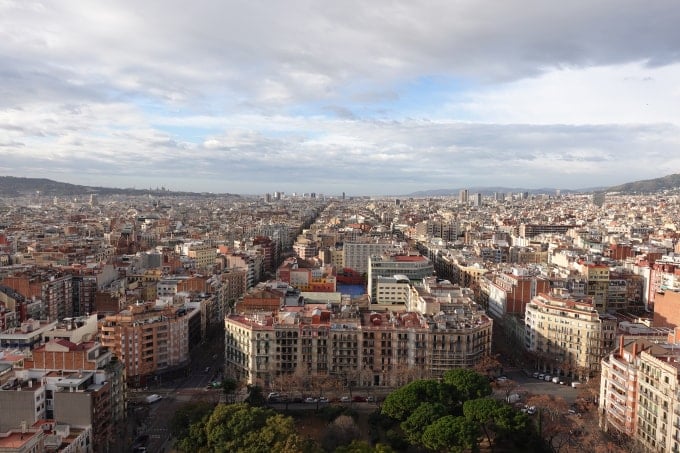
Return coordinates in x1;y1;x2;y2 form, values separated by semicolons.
0;176;233;198
607;173;680;194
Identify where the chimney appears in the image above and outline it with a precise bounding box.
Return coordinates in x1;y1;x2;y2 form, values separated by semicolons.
619;335;624;356
632;341;638;357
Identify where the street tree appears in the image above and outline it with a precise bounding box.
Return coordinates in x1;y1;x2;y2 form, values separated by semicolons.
244;384;266;406
401;402;449;445
222;377;238;403
442;368;492;402
381;379;452;421
170;401;215;441
321;414;361;451
421;415;480;453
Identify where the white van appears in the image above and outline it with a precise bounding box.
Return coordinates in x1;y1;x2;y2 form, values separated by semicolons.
571;382;583;388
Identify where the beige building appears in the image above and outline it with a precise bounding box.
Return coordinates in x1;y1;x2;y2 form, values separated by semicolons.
183;242;216;271
635;348;680;452
373;275;410;306
225;298;492;388
524;290;616;379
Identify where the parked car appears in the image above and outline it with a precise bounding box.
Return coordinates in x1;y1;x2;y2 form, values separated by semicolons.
304;397;318;404
538;374;545;380
319;396;329;403
366;396;375;402
544;375;552;381
571;382;583;388
352;396;367;402
340;396;351;403
267;392;280;400
552;376;560;384
526;406;537;415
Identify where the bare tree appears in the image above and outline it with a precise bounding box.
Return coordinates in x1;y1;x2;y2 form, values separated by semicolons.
525;394;572;453
321;415;361;451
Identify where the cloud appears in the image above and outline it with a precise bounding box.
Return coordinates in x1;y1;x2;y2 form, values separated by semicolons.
1;1;680;194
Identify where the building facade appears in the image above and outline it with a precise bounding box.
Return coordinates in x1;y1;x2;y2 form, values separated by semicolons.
225;300;492;388
524;290;617;379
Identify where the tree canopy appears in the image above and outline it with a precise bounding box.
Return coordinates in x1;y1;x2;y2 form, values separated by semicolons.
175;403;303;453
381;379;456;421
442;368;492;401
421;415;480;453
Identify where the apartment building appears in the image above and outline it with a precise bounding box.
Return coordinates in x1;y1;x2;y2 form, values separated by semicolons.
367;254;434;301
524;290;617;379
2;271;72;321
225;299;492;387
486;268;551;319
343;240;402;274
373;275;410;306
414;219;460;242
0;319;58;350
99;301;200;385
0;426;45;453
0;375;46;432
185;242;216;270
654;289;680;328
599;338;656;437
519;223;573;238
636;348;680;452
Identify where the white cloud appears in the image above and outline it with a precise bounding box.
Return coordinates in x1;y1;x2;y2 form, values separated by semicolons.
2;0;680;194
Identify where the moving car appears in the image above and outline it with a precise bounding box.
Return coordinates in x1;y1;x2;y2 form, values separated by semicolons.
144;394;162;404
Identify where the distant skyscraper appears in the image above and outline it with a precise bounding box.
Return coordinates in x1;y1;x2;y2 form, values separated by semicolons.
342;192;346;200
459;189;469;204
473;193;482;206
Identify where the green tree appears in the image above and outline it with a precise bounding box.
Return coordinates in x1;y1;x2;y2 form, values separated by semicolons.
401;402;449;445
381;379;453;421
244;384;266;406
177;403;305;453
239;413;305;453
463;398;501;448
170;401;215;440
222;377;238;403
442;369;492;402
421;415;480;453
175;419;211;453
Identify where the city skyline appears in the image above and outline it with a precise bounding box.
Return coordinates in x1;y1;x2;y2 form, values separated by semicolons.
2;1;680;195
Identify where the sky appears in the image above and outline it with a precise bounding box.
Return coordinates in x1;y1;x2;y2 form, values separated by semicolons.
1;1;680;196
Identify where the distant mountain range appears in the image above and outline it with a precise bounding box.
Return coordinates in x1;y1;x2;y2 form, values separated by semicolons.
406;186;598;197
407;173;680;197
1;173;679;198
0;176;234;198
605;173;680;194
